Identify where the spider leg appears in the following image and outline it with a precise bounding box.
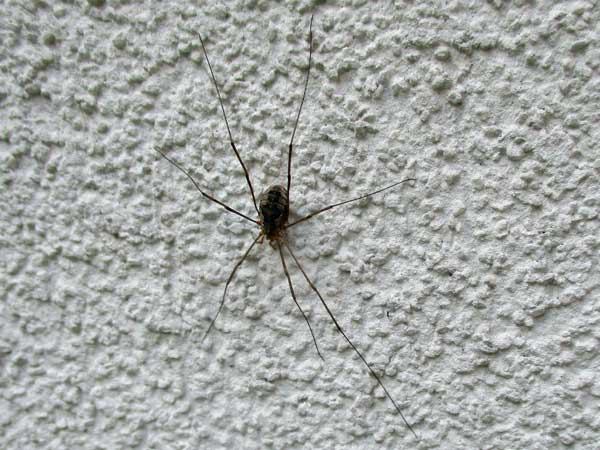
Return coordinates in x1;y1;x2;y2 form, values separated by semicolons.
200;233;262;345
287;178;416;228
277;241;324;361
198;35;259;216
283;242;418;440
153;147;259;225
287;15;313;203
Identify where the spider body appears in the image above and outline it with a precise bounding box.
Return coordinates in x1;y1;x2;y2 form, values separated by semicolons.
258;185;289;242
153;15;419;440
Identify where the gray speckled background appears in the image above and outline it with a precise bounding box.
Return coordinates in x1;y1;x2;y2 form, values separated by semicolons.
1;1;599;449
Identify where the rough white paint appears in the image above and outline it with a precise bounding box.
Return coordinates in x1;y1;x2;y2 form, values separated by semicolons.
1;1;599;449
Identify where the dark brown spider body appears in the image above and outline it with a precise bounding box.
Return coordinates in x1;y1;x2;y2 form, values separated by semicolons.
258;185;289;242
153;16;418;439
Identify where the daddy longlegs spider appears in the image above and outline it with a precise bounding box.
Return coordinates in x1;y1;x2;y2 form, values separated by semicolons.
153;16;418;440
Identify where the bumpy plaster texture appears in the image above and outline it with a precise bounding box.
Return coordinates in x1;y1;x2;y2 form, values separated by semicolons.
1;1;599;449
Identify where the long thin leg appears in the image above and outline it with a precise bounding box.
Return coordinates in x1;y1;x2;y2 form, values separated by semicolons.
287;178;416;228
153;147;259;225
200;233;262;344
287;15;314;203
284;243;418;440
277;242;324;361
198;35;259;216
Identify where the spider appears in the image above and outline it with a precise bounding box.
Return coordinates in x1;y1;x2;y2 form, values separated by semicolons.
153;16;418;440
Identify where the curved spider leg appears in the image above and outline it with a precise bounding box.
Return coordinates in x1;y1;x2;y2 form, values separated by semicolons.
198;34;260;216
287;178;416;228
287;15;314;204
153;147;259;225
277;241;324;361
200;233;262;345
284;242;418;440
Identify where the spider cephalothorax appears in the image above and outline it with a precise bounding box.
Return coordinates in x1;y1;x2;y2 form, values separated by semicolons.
258;185;289;242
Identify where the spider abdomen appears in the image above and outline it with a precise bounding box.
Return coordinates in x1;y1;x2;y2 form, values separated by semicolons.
259;185;289;241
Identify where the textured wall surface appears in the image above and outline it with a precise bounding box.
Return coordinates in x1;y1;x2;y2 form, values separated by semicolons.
1;1;599;449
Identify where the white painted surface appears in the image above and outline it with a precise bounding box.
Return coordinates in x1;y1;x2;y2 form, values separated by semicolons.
1;1;599;449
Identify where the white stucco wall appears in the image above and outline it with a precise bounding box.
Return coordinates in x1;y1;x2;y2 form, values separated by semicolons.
1;1;599;449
